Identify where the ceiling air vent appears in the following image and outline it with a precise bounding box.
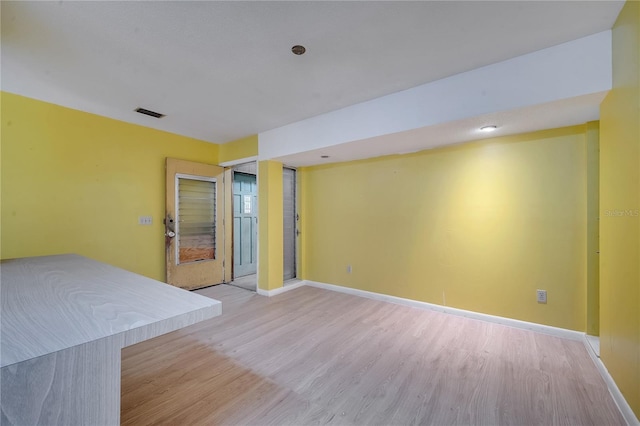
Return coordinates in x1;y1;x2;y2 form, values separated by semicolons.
135;108;165;118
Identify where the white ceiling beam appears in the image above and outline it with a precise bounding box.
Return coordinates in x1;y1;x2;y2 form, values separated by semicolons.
259;31;612;162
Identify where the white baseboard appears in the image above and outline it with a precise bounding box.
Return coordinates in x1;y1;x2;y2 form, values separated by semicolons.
583;337;639;426
305;280;584;341
256;279;306;297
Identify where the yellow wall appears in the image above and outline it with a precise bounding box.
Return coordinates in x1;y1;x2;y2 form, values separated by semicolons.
1;92;219;281
586;121;600;336
219;135;258;164
599;0;640;416
301;125;592;331
257;160;283;290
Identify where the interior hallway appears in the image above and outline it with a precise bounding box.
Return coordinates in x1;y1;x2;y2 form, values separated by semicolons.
229;274;257;292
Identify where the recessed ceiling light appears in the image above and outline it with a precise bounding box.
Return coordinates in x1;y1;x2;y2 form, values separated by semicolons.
480;125;498;132
291;45;306;55
321;155;329;159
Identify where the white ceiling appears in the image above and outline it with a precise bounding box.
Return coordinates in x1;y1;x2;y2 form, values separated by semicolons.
1;1;624;160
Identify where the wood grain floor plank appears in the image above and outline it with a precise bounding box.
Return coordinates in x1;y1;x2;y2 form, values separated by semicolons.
121;285;625;426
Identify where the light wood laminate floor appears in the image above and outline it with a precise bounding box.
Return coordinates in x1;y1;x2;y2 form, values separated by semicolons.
121;285;624;425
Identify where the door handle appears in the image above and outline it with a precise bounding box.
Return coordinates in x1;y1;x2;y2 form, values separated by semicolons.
165;214;176;238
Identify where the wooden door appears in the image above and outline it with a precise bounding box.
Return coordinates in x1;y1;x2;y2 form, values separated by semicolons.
233;172;257;277
166;158;225;289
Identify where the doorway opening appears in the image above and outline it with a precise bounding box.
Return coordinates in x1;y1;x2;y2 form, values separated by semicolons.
231;162;257;291
283;167;298;282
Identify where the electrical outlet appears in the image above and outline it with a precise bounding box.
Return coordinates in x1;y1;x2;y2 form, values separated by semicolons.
347;265;352;274
138;216;153;225
536;289;547;304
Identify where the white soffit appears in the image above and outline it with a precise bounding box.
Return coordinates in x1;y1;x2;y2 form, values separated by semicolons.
275;93;606;168
260;31;612;166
